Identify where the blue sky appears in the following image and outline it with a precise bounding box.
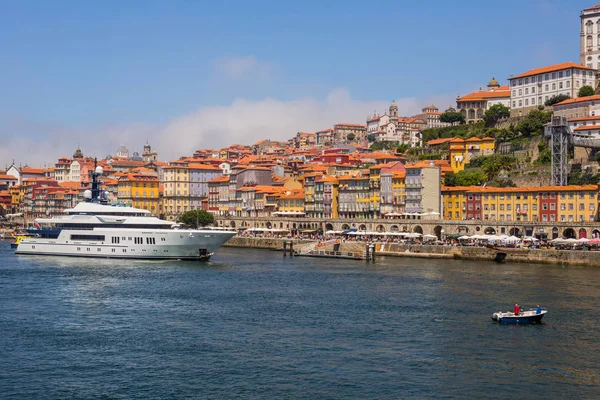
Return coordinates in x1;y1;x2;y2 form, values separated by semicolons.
0;0;596;165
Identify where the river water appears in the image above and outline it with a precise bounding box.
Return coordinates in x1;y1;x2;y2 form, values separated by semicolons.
0;242;599;399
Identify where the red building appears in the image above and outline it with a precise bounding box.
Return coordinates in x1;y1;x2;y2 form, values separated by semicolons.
539;190;558;223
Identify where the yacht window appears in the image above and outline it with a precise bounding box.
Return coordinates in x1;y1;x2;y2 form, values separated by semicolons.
72;235;106;241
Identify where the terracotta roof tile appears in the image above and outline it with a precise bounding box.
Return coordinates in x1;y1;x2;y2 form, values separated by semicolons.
510;62;593;80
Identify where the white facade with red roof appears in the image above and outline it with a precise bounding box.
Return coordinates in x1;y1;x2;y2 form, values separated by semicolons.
508;62;596;116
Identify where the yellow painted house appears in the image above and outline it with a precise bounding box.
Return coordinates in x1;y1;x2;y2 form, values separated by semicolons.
554;186;597;223
117;173;160;214
163;164;190;220
391;171;406;214
442;186;468;220
278;190;305;214
449;137;495;172
368;165;381;218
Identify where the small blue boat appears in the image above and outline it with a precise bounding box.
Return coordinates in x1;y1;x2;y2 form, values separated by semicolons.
492;308;547;324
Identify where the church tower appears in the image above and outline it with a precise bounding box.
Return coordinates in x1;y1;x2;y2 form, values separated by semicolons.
142;141;158;163
389;100;398;123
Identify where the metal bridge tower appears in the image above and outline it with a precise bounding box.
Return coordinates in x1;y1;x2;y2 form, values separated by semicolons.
545;116;571;186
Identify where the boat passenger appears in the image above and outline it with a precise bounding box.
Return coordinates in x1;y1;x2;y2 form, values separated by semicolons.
536;305;542;314
514;304;520;316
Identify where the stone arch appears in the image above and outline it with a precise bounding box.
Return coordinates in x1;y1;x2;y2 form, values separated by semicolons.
484;227;496;235
292;223;297;229
358;224;367;231
280;222;283;228
552;227;559;239
563;228;576;239
325;223;334;231
390;225;399;232
242;221;248;227
468;109;475;120
476;108;484;119
402;225;409;232
266;221;272;229
230;220;236;228
376;224;385;232
340;223;350;230
592;229;600;238
434;225;443;239
578;228;587;239
458;225;469;233
413;225;423;234
509;227;520;237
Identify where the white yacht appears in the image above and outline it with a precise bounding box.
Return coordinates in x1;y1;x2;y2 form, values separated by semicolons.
15;165;235;260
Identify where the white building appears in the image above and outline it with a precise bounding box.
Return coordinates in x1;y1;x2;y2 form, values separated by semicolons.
552;94;600;119
414;105;452;129
508;62;596;116
456;78;510;123
580;4;600;71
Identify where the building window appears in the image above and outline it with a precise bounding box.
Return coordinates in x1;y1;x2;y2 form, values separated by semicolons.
519;89;522;95
532;87;535;93
588;35;593;47
552;83;556;90
525;88;529;95
567;81;570;88
545;84;549;91
559;82;563;89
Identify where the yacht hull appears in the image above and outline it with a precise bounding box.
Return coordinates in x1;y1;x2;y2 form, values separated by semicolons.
15;229;236;260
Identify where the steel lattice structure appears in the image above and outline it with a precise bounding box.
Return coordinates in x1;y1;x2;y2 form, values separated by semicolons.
545;116;570;186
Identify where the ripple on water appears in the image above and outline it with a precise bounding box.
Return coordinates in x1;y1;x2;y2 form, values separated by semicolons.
0;244;599;399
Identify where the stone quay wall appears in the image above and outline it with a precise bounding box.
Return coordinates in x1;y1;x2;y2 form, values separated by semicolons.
223;237;600;267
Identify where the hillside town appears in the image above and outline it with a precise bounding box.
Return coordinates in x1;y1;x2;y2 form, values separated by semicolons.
4;4;600;242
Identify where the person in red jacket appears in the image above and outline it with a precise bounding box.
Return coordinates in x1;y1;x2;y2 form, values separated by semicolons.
514;304;520;315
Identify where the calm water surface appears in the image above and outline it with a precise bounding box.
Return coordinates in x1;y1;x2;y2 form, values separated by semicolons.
0;242;599;399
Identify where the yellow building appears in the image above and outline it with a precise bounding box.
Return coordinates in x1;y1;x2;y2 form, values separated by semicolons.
163;164;190;220
118;173;160;214
448;137;495;172
10;185;22;211
481;188;538;222
368;165;382;218
554;185;597;223
442;186;468;220
278;190;305;214
391;170;406;214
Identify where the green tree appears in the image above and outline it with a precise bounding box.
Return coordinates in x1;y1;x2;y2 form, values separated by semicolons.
439;111;465;125
578;85;595;98
515;110;552;137
544;94;570;107
179;210;215;228
483;104;510;126
454;169;486;186
346;133;356;141
396;144;410;153
444;173;457;186
366;134;376;142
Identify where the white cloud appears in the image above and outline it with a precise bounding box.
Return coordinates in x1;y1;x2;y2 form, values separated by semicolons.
214;55;275;80
0;89;456;168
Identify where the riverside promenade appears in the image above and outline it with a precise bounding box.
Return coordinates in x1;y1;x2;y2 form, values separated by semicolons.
224;236;600;267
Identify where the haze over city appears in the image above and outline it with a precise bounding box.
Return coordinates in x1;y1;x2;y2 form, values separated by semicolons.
0;0;593;166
